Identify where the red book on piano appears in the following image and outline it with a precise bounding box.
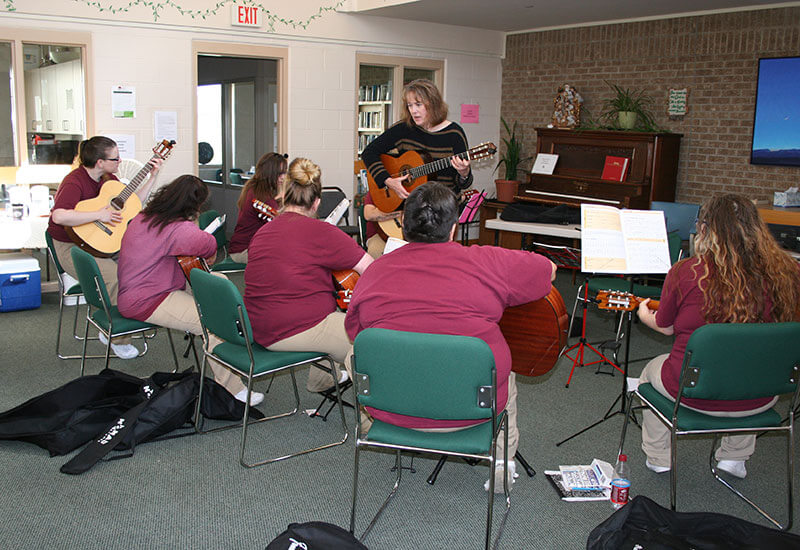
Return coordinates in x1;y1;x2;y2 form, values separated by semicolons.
601;155;629;182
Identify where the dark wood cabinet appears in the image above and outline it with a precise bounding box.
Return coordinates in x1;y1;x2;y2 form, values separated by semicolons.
517;128;682;210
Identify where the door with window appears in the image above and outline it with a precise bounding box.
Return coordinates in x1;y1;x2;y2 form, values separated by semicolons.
196;49;284;237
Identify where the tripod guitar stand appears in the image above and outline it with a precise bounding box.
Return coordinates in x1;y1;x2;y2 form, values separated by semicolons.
562;279;625;388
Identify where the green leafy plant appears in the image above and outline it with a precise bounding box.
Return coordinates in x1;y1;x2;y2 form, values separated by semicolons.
495;117;532;181
598;82;660;131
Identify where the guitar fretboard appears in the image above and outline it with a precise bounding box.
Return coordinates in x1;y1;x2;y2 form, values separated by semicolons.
406;151;470;180
114;156;157;206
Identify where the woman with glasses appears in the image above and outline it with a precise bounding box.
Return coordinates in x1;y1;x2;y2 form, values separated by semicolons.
637;194;800;479
48;135;162;359
227;152;288;264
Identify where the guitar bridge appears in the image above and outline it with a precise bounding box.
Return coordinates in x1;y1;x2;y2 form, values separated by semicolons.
93;221;113;236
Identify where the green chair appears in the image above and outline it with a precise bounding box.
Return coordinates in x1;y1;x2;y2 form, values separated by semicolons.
198;209;246;273
350;328;510;549
189;268;348;468
618;322;800;530
70;247;180;375
45;231;97;360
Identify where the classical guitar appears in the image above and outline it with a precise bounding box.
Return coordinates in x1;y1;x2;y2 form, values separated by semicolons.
66;140;175;257
253;199;278;222
332;269;359;311
363;142;496;212
595;290;659;312
176;215;225;283
499;286;569;377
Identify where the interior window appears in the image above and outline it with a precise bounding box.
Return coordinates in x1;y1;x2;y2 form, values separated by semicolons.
0;42;15;166
22;43;85;165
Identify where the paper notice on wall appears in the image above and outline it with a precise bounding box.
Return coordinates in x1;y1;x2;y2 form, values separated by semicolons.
105;134;136;159
112;86;136;118
154;111;178;143
460;104;479;123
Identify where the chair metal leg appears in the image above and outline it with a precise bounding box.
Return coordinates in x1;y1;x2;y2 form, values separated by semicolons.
669;427;678;511
708;435;793;530
360;449;403;543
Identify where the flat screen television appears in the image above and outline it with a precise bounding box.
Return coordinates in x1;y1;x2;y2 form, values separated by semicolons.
751;56;800;167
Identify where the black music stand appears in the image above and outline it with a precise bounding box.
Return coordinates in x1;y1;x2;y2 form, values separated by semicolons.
557;305;635;447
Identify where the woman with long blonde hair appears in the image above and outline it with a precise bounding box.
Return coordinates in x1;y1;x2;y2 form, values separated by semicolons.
244;158;372;392
637;194;800;478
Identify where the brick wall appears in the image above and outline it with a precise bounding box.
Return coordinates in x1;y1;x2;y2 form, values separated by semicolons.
502;7;800;204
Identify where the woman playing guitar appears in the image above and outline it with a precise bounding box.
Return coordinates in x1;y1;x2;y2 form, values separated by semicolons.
344;183;557;492
48;136;163;359
116;175;260;406
244;157;373;394
361;78;472;213
227;152;287;264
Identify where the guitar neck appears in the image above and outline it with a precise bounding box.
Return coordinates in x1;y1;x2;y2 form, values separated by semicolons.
115;155;156;203
407;150;469;180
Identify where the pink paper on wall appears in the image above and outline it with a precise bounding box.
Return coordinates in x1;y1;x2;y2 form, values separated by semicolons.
460;104;480;123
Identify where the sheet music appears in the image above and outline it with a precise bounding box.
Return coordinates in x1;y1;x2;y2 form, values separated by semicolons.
580;204;670;274
203;214;226;235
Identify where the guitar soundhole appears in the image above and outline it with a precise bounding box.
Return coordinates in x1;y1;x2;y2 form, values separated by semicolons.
110;196;125;210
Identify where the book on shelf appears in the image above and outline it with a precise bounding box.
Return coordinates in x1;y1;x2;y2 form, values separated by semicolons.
580;203;671;275
600;155;629;182
531;153;559;175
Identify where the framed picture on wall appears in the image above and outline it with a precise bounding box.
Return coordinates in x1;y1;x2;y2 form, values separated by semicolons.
750;56;800;167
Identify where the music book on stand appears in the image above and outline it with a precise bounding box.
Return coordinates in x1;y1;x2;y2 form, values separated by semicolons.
531;153;559;175
458;190;486;224
600;155;629;182
580;203;671;275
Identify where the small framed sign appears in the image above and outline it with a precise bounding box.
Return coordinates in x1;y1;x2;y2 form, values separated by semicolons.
668;88;688;116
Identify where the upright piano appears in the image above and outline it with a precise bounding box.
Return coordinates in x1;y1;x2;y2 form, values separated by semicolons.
517;128;682;210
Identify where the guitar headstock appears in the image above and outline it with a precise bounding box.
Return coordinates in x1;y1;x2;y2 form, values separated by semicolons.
469;142;497;161
152;139;176;160
595;290;638;312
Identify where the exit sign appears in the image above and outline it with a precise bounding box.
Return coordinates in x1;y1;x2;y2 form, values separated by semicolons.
231;4;260;27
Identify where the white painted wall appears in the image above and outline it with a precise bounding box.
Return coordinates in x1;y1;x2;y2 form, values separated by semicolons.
0;2;504;206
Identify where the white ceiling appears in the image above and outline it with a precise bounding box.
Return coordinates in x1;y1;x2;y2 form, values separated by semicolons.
346;0;795;32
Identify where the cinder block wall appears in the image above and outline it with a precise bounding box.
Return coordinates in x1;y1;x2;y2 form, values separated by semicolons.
502;7;800;204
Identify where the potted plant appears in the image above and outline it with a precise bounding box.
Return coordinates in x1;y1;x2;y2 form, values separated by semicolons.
494;117;531;202
599;82;658;131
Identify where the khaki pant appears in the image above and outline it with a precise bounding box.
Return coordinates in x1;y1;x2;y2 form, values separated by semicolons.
228;250;248;263
639;354;777;467
366;234;386;259
267;310;349;392
144;276;246;396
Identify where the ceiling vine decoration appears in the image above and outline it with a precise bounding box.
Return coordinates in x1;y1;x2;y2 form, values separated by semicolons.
4;0;347;31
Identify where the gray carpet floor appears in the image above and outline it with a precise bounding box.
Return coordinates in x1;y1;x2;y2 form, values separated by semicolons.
0;260;798;549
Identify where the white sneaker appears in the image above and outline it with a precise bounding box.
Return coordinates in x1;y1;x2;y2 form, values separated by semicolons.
234;389;265;407
484;460;518;493
646;459;670;474
97;332;140;360
717;459;747;479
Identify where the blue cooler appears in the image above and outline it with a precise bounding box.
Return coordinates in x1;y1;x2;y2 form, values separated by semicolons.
0;253;41;312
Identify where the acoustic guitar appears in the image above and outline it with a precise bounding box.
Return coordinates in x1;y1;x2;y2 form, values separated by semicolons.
66;139;175;257
363;142;496;212
595;290;659;312
499;286;569;377
332;269;359;311
253;199;278;222
176;215;225;284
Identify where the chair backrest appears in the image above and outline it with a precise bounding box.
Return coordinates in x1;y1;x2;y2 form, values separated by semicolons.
190;269;253;346
70;247;111;310
352;328;496;421
667;230;682;264
651;201;701;241
44;230;65;275
198;209;227;249
319;186;349;224
229;172;243;186
679;322;800;402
